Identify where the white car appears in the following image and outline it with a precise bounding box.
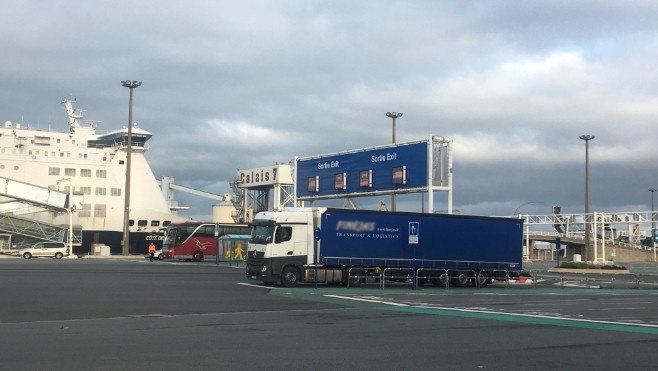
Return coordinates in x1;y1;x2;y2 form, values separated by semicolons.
18;242;70;259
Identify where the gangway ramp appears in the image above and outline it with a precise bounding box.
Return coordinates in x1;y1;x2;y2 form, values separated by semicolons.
0;176;83;210
0;176;84;250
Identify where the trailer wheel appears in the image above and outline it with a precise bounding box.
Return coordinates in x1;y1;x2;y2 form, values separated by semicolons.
432;272;450;287
453;271;472;287
281;267;300;288
343;268;363;287
474;271;489;288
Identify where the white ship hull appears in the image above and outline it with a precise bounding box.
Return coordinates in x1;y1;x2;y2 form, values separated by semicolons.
0;98;187;254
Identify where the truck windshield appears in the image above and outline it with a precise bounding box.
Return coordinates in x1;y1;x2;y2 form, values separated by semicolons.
251;225;275;244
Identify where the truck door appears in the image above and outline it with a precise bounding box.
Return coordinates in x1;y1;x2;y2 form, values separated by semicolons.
272;225;294;257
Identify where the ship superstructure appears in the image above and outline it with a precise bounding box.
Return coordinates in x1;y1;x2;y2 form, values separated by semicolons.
0;98;187;254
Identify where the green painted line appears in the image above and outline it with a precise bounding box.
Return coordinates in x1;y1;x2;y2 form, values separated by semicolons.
267;287;658;334
376;305;658;335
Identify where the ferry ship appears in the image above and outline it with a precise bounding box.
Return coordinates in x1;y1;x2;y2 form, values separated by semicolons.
0;98;188;254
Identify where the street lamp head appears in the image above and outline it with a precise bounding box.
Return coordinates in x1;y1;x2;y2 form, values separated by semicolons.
386;112;403;118
121;80;142;89
579;134;595;141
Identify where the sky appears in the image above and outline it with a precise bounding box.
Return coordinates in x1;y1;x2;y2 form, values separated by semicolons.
2;0;657;220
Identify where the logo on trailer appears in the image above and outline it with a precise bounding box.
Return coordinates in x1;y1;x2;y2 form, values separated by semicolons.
336;220;376;232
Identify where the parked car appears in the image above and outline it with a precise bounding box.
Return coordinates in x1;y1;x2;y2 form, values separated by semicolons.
18;242;70;259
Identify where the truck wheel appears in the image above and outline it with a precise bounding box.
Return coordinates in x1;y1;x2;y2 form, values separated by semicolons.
281;267;300;287
192;251;204;262
474;271;488;288
432;272;450;287
343;268;363;287
453;271;472;287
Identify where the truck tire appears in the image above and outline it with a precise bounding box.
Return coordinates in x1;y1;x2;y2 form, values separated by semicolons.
281;267;300;287
453;271;472;287
474;271;489;288
343;268;363;287
432;272;450;287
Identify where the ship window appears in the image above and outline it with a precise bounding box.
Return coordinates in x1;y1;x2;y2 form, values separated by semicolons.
57;139;60;143
111;188;121;196
44;151;48;156
13;166;18;171
96;170;107;178
28;150;33;155
34;150;39;156
95;187;106;196
129;220;134;227
94;204;106;218
119;160;125;165
48;167;60;176
163;221;171;227
80;187;91;195
51;152;55;157
60;152;64;157
138;220;148;227
151;221;160;227
65;168;76;176
79;204;91;217
81;169;91;177
0;165;4;170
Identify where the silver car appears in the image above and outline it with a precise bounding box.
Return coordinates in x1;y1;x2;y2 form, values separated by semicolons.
18;242;70;259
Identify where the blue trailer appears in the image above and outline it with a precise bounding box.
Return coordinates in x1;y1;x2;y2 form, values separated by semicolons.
246;207;523;287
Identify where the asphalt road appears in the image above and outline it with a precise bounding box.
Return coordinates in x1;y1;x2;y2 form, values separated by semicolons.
2;258;658;370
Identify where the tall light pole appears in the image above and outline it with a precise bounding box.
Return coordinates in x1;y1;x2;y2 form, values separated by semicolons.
579;134;595;262
386;112;402;211
121;80;141;255
650;188;657;261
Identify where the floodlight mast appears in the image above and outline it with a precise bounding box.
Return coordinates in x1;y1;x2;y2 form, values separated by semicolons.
121;80;141;255
386;112;403;211
579;134;595;262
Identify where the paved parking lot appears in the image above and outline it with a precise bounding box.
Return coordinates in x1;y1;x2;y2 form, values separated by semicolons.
2;258;658;370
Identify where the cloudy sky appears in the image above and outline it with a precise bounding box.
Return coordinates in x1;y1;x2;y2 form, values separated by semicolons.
2;0;657;219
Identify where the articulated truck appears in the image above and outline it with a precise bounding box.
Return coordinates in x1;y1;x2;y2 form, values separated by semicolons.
245;208;523;287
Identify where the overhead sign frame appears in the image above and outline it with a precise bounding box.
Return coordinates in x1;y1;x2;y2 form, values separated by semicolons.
294;135;453;213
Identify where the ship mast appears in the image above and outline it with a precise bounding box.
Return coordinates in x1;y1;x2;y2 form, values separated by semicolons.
62;98;84;131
